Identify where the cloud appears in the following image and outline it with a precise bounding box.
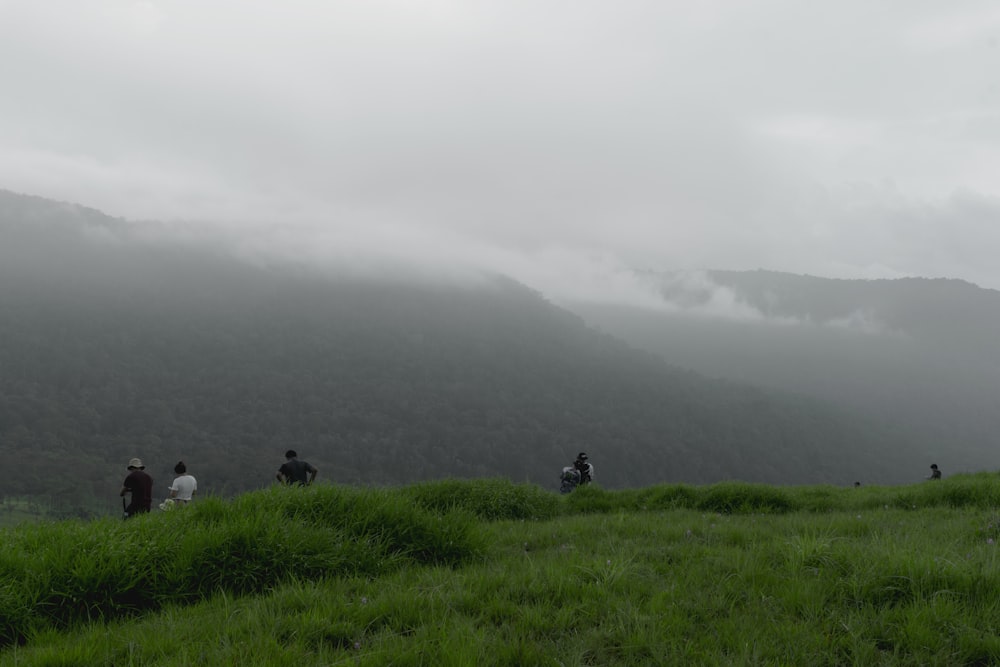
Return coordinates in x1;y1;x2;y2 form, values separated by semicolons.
771;185;1000;289
588;269;901;335
0;1;998;300
654;271;777;322
826;309;892;335
902;5;1000;51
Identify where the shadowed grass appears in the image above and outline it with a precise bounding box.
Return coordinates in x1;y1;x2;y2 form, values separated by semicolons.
0;484;483;647
401;477;560;521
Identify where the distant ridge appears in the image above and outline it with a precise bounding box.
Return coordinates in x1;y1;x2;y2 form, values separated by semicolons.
568;268;1000;479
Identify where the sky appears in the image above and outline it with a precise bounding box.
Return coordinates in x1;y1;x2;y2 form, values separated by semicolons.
1;1;999;304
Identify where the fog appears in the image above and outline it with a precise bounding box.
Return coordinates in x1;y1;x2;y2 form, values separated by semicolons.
1;1;999;302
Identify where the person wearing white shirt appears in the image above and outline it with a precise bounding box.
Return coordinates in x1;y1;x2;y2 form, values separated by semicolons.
169;460;198;505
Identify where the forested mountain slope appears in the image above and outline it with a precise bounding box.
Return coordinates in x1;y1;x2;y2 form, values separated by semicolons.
0;191;924;516
568;269;1000;478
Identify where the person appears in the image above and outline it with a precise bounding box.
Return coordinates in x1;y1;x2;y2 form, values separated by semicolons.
168;460;197;506
276;449;318;486
120;457;153;519
928;464;942;480
559;466;582;494
574;452;594;485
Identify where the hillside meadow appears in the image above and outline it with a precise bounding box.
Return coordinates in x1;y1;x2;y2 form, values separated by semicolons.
3;476;1000;665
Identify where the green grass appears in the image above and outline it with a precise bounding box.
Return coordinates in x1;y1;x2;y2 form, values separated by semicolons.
4;475;1000;665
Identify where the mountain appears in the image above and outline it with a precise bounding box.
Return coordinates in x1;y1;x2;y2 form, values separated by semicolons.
0;191;930;517
565;269;1000;478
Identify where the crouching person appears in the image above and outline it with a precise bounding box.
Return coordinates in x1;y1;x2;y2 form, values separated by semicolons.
164;460;197;508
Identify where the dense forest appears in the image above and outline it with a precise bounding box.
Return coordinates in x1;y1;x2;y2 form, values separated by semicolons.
0;190;929;517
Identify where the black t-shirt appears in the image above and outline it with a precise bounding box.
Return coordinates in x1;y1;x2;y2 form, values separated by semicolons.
123;469;153;514
279;458;316;485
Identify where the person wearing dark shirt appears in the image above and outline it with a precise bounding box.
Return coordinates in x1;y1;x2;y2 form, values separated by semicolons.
120;457;153;518
928;464;942;480
276;449;318;486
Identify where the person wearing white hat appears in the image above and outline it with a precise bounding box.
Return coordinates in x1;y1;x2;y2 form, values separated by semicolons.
120;457;153;518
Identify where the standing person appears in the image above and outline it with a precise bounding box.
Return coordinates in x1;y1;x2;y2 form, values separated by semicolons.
120;457;153;519
574;452;594;485
168;461;197;505
928;464;942;480
276;449;318;486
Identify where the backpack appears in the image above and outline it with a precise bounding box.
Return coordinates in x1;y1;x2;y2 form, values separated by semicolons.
559;467;581;494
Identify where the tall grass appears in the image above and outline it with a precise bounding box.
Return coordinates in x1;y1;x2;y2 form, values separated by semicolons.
0;484;482;647
402;477;560;521
4;473;1000;665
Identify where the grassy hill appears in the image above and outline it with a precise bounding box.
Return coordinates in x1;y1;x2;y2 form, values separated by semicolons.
4;476;1000;665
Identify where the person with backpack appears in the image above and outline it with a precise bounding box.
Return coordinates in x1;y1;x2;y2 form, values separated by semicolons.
276;449;318;486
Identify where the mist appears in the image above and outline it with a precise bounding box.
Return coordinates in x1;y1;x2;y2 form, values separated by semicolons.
0;1;998;305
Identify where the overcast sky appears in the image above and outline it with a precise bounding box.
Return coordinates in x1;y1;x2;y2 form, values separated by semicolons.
1;1;998;302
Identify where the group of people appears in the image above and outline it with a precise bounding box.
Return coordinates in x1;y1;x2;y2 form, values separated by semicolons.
121;449;943;515
123;447;609;515
120;450;319;519
120;458;198;519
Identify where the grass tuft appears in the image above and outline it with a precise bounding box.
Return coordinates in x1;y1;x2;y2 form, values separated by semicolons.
0;484;483;647
697;481;798;514
402;477;560;521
